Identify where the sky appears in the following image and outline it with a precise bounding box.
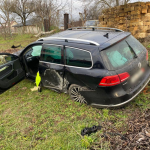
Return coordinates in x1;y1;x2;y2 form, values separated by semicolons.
62;0;83;21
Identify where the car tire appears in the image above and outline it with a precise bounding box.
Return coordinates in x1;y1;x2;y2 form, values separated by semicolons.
69;84;87;104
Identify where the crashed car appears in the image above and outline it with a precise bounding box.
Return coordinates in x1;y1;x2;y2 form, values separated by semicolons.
0;27;150;108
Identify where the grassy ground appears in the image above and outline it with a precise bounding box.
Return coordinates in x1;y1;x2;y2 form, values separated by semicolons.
0;35;150;149
1;79;150;149
0;34;37;52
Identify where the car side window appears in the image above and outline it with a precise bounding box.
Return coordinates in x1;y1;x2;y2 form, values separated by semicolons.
31;45;42;57
0;55;17;66
65;47;92;68
25;45;42;58
40;45;62;64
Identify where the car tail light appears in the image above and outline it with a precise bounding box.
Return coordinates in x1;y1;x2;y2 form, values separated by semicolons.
99;75;120;86
118;72;130;82
99;72;130;86
146;50;148;61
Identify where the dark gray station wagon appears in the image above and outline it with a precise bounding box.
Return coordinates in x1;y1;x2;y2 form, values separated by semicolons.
0;27;150;108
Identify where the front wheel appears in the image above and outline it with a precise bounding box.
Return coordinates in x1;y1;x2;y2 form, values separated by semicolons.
69;84;87;104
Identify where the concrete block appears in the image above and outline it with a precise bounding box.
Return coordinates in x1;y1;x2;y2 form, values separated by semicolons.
131;10;141;15
146;2;150;6
144;22;150;25
131;7;135;11
142;8;148;14
124;7;131;12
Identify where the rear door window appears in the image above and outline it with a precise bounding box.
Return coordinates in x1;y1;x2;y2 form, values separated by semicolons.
65;47;92;68
40;45;62;64
101;39;136;70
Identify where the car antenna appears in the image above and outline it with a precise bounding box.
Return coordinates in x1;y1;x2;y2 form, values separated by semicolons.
103;33;109;39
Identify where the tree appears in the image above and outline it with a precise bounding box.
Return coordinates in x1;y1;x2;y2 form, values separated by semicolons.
79;0;131;21
0;0;12;39
81;0;131;8
9;0;35;32
35;0;67;31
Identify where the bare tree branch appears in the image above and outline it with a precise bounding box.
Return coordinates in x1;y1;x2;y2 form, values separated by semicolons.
0;0;12;38
9;0;36;33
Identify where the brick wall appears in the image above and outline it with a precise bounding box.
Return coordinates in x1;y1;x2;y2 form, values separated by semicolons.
99;2;150;38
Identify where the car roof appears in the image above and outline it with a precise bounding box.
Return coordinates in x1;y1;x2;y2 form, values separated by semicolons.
38;28;131;51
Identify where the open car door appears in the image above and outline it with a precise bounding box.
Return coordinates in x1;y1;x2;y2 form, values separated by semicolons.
0;53;25;93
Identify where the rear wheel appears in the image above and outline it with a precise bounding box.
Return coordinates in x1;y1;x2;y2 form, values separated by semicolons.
69;84;87;104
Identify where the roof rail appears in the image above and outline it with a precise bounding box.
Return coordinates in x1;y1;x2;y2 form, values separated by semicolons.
68;27;124;32
37;37;100;46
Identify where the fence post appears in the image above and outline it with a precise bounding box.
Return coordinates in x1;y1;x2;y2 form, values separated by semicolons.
64;13;69;30
44;19;50;32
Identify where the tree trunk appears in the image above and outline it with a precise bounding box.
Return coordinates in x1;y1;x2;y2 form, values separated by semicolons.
116;0;119;6
7;14;12;37
22;14;26;34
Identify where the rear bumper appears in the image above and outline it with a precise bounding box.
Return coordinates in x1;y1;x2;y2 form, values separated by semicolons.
91;76;150;108
79;67;150;108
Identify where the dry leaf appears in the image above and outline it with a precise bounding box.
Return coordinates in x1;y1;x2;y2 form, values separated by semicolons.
133;146;136;150
145;130;150;137
30;86;38;91
137;133;145;143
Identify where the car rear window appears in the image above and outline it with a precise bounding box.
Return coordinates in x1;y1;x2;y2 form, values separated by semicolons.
101;37;137;70
65;47;92;68
126;35;145;55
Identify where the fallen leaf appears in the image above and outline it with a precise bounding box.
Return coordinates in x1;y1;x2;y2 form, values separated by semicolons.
145;130;150;137
133;146;136;150
30;86;39;92
22;87;27;90
136;133;145;143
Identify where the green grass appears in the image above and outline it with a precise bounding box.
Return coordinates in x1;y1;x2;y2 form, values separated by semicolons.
0;34;150;149
0;34;38;52
0;79;150;149
0;79;103;149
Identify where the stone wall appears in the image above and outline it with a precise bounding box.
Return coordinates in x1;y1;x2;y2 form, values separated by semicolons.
99;2;150;38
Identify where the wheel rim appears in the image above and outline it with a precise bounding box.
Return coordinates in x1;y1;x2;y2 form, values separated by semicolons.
70;86;87;104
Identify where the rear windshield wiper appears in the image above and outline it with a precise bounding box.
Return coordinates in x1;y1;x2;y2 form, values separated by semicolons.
125;41;138;58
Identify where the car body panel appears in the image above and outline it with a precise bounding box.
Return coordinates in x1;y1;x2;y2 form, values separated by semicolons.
39;62;65;91
90;70;150;107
